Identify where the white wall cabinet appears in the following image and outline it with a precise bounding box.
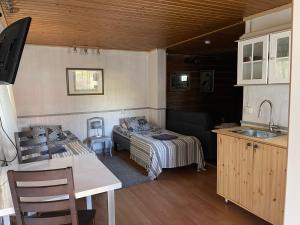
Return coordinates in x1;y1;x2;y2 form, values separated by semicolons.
238;35;269;85
237;30;291;85
269;31;291;84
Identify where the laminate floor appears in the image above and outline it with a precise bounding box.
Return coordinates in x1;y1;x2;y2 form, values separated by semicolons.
79;151;270;225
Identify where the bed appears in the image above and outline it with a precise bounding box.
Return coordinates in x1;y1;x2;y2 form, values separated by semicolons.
18;127;94;162
113;117;205;180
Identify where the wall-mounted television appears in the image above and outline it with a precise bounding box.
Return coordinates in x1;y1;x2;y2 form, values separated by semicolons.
0;17;31;85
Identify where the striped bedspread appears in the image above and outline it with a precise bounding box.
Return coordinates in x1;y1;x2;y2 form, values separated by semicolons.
22;131;94;161
130;130;205;180
51;141;94;158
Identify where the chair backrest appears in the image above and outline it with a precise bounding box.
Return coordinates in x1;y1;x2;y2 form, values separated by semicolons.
15;128;51;164
87;117;105;138
7;167;79;225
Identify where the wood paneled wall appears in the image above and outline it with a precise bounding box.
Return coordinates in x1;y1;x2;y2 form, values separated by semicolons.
166;53;243;124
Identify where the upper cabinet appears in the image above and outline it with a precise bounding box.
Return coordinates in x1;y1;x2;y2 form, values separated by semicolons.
238;35;269;85
237;30;291;85
269;31;291;84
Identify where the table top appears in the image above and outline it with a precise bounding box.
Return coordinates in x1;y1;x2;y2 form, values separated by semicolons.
0;154;122;216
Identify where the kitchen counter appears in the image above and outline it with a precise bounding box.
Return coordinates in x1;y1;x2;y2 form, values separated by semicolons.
213;126;288;149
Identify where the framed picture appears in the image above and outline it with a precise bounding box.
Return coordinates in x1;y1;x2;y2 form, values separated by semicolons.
200;70;214;93
170;72;190;91
66;68;104;95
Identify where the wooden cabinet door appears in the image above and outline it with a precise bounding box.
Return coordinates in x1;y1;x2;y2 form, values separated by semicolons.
217;135;236;197
217;135;224;196
226;136;240;202
239;139;254;210
217;135;241;202
252;142;287;225
217;134;227;197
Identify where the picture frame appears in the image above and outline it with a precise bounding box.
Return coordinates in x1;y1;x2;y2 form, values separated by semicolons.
66;68;104;96
170;72;190;91
200;70;214;93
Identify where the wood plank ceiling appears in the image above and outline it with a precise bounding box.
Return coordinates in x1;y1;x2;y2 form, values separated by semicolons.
1;0;291;51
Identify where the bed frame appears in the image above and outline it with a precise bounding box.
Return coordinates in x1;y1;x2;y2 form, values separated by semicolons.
113;131;130;151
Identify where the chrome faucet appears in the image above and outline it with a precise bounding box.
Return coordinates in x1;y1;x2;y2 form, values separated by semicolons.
258;99;277;132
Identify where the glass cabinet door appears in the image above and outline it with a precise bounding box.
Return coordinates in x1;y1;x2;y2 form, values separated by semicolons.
269;31;291;84
252;42;264;80
238;35;269;85
242;44;252;80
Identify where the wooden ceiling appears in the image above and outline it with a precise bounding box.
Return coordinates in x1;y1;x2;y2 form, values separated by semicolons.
1;0;291;51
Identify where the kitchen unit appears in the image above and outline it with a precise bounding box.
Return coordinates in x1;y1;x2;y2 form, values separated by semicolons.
214;127;288;225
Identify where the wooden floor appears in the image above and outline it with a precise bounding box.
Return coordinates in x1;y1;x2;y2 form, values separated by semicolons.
78;151;270;225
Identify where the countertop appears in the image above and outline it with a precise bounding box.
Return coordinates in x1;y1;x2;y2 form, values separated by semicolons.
213;126;288;149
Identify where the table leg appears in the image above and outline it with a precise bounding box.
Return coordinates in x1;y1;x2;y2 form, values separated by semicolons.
103;141;106;155
109;140;112;157
86;196;93;209
107;190;116;225
3;215;10;225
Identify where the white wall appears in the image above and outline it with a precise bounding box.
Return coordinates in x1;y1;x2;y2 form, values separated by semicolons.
14;45;149;115
13;45;166;141
148;49;166;128
242;85;289;127
284;2;300;224
17;109;149;142
0;23;18;165
242;7;291;128
247;7;291;32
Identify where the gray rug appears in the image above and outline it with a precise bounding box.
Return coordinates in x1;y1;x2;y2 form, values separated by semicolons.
99;155;151;188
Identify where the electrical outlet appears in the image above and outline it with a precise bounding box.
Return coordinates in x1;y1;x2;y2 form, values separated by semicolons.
244;106;254;114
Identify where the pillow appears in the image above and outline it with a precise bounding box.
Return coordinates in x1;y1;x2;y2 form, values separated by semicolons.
136;118;151;131
121;122;128;130
123;116;150;132
31;125;63;141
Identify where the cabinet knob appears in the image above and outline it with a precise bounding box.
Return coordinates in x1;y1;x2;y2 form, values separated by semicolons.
246;142;252;147
253;144;259;149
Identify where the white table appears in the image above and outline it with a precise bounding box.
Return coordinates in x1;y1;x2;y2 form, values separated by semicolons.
0;154;122;225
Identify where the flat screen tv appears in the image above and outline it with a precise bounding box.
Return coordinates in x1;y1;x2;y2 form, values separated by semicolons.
0;17;31;85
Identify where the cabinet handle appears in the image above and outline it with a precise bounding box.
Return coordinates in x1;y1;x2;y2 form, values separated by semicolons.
246;142;252;147
253;144;259;149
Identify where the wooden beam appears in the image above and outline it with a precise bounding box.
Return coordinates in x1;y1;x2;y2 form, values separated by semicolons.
165;21;244;49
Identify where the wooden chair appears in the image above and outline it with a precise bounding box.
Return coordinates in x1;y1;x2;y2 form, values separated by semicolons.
15;128;51;164
7;167;96;225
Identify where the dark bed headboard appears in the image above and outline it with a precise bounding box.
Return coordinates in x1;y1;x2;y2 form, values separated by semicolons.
166;110;214;134
166;109;216;162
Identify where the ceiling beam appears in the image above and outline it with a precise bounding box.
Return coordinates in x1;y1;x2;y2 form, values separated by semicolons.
165;21;244;49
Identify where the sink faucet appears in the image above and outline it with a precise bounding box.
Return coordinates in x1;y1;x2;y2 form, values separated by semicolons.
258;99;277;132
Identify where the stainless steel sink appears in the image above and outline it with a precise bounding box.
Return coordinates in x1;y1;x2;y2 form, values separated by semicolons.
233;129;282;139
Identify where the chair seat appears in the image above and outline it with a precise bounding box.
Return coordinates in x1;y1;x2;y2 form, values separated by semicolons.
38;209;96;225
88;136;111;142
78;209;96;225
